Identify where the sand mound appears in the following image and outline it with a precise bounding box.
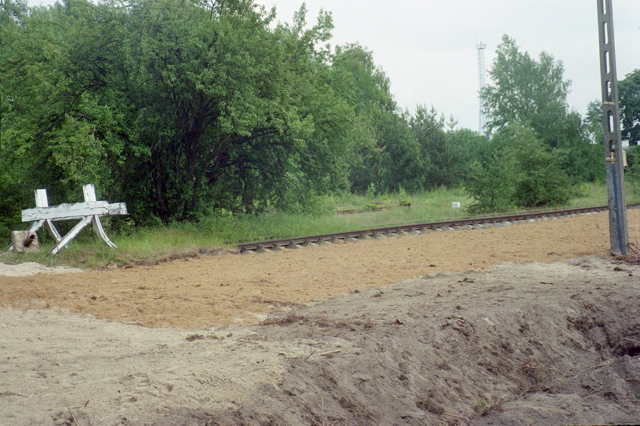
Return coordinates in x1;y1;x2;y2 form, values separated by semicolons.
0;261;83;277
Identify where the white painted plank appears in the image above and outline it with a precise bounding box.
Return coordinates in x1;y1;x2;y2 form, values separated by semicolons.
49;216;93;255
35;189;49;207
22;202;127;222
106;203;128;216
22;202;109;222
83;184;97;202
92;216;117;249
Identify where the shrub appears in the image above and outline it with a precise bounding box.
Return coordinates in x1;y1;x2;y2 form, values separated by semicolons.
626;146;640;197
465;125;575;213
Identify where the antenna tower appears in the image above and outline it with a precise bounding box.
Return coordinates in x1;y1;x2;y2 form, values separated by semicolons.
477;42;486;133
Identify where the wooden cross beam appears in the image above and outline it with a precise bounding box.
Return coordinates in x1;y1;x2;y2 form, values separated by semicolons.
15;184;127;255
21;201;126;222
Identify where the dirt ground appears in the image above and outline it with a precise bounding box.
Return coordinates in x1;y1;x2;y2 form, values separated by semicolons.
1;209;639;425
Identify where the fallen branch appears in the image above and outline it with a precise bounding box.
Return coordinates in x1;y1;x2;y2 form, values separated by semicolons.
64;400;80;426
623;337;640;345
442;412;469;423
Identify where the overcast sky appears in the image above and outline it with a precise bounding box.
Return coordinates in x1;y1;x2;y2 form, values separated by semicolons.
257;0;640;131
27;0;640;131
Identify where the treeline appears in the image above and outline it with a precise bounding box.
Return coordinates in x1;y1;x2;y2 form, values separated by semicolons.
1;0;638;232
0;0;483;228
467;36;640;213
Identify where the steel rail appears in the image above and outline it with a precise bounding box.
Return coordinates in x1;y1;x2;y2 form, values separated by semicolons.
237;204;640;252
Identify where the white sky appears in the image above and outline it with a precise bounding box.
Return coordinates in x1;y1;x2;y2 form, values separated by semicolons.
258;0;640;131
27;0;640;131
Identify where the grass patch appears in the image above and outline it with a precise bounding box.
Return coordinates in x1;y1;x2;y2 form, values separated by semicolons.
568;181;640;208
1;184;635;269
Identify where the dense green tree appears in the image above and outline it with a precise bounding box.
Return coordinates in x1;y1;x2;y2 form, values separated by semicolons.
0;0;131;237
505;127;574;208
0;0;27;24
0;0;30;233
481;35;601;184
481;35;571;147
1;0;358;226
465;125;574;214
375;109;425;193
619;69;640;146
122;0;299;219
330;44;424;194
329;44;381;193
584;100;605;145
410;105;478;188
448;128;493;165
562;110;603;183
465;154;516;214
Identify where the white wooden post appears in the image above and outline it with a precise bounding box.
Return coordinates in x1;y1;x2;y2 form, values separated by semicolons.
34;189;63;243
82;184;117;249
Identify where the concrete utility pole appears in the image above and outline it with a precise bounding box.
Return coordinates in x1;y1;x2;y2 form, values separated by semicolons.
597;0;629;255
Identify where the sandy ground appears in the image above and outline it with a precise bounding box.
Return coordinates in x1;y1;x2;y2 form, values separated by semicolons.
0;209;639;425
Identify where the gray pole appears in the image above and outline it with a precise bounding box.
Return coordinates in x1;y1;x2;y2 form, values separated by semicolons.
597;0;629;255
477;42;486;134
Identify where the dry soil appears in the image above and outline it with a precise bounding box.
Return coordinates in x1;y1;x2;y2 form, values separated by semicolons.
1;209;639;425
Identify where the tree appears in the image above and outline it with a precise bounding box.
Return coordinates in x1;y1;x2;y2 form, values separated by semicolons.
0;0;27;25
375;109;425;193
564;110;603;183
123;0;295;219
0;0;131;236
465;125;574;214
481;35;602;184
1;0;360;227
506;127;574;208
464;154;516;214
481;35;571;148
330;44;424;194
619;68;640;146
410;105;477;188
584;100;604;145
121;0;360;219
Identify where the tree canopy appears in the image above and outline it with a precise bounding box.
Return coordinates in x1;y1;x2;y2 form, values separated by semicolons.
619;68;640;146
477;35;602;186
481;35;571;147
1;0;359;225
0;4;609;234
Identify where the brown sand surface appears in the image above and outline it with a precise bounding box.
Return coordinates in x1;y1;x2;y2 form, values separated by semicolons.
0;209;639;425
2;210;638;329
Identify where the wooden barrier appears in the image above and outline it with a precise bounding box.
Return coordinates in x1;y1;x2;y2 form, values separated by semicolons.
8;184;127;255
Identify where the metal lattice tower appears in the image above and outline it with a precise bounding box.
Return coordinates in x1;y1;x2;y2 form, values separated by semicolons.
477;42;486;134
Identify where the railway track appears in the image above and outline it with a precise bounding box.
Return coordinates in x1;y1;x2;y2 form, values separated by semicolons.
238;204;640;253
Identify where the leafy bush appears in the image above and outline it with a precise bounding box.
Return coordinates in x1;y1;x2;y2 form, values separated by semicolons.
626;146;640;197
465;125;575;214
465;156;516;214
364;204;379;211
